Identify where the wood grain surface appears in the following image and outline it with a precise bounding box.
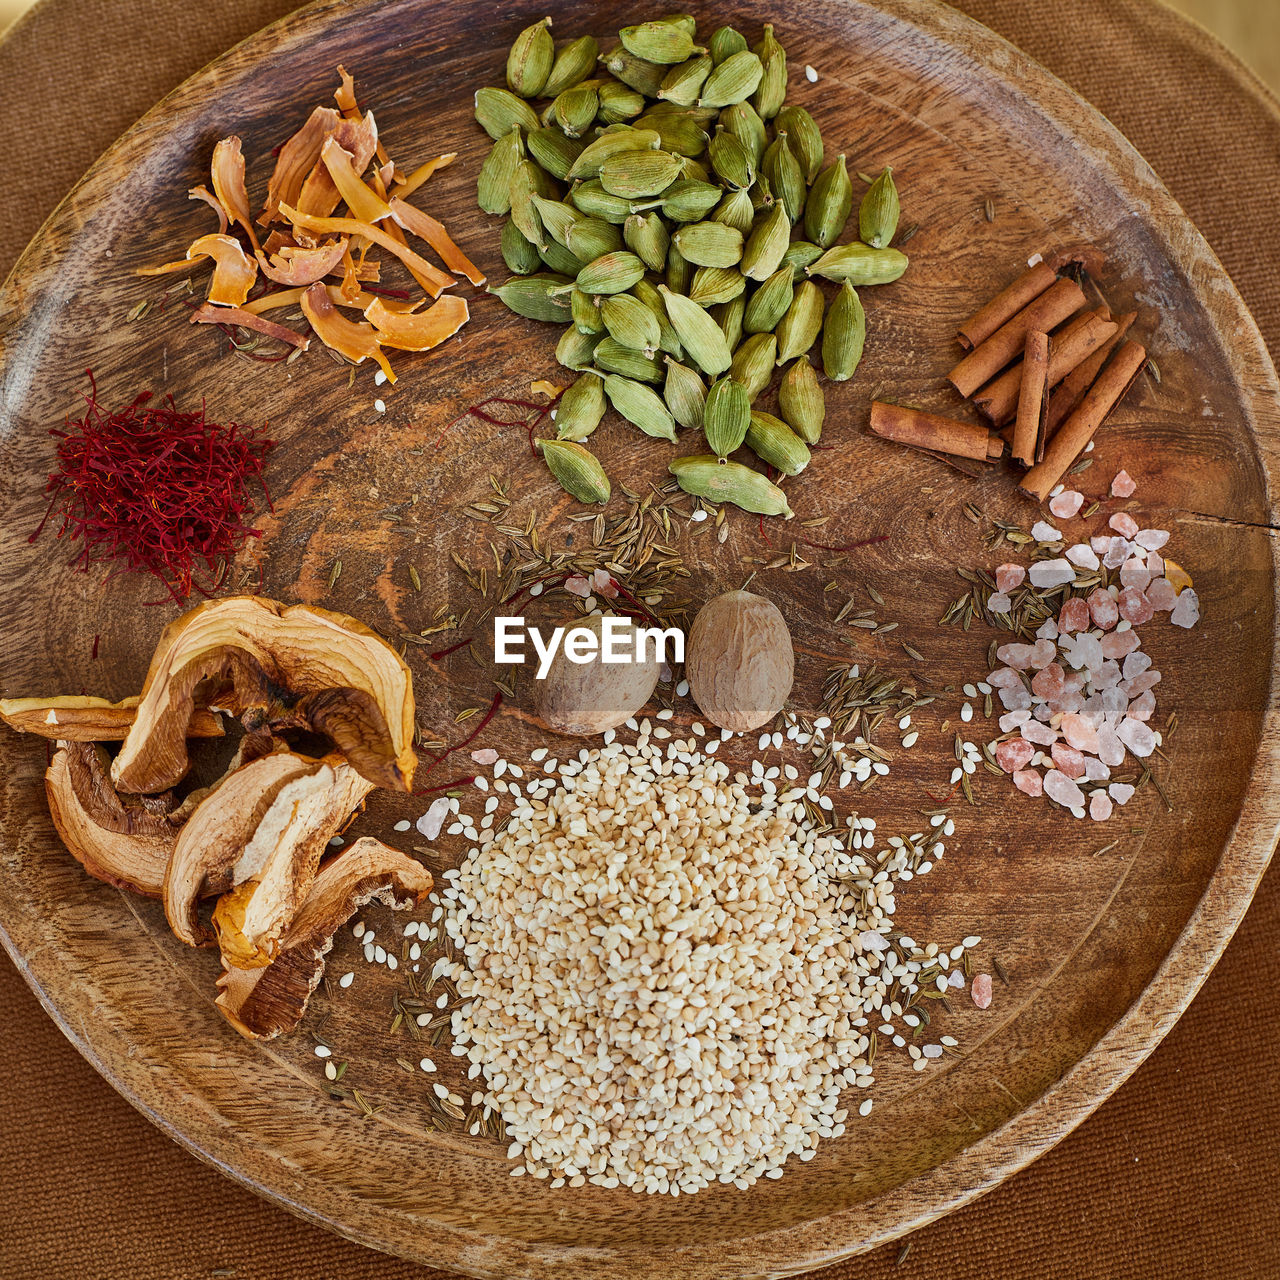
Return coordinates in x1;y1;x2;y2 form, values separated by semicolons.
0;0;1277;1277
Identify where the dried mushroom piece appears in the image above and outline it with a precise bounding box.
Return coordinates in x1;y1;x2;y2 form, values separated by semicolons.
111;595;417;795
45;743;183;896
0;695;223;742
215;836;432;1039
163;750;327;946
211;757;375;970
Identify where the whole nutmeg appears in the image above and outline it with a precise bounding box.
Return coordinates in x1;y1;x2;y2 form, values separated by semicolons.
685;590;794;732
531;613;661;736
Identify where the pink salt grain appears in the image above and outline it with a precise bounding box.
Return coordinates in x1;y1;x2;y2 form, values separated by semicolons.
1031;662;1066;700
1170;588;1201;629
1044;769;1086;808
971;974;993;1009
995;737;1035;773
1128;689;1156;721
564;574;592;597
995;563;1026;593
1061;713;1101;753
1048;490;1085;519
1050;743;1087;778
1111;469;1136;498
1146;578;1178;611
1087;587;1119;630
1089;791;1114;821
1109;512;1139;538
1013;768;1044;796
1117;587;1154;625
1058;597;1090;633
996;642;1037;670
1022;720;1058;747
1100;629;1140;659
469;748;499;766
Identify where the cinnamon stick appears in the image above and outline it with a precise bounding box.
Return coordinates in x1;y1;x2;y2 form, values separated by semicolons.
1012;330;1050;467
948;277;1086;398
956;261;1056;351
1045;310;1137;437
870;401;1002;462
1019;340;1148;501
973;309;1119;426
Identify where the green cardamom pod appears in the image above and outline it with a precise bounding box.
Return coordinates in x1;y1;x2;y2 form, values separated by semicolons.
672;220;744;268
745;410;811;475
568;128;661;180
729;331;777;401
698;49;764;109
539;237;583;277
604;374;678;441
807;242;909;285
570;286;604;334
540;438;611;504
601;46;667;97
775;105;824;183
781;239;824;281
659;54;713;106
703;376;751;457
556;325;603;373
763;132;806;222
751;24;787;120
663;358;706;429
593;336;665;382
542;34;599;98
822;280;866;381
549;83;600;138
741;203;791;281
507;16;554;98
477;127;524;216
678;156;712;184
531;194;581;250
598;81;647;123
623;212;670;271
635;109;710;157
750;172;775;213
711;187;756;234
599;149;684;199
688;266;746;306
659;179;722;223
559;250;645;295
804;154;853;248
668;455;794;517
778;355;825;443
743;265;795;334
600;293;661;355
501;216;542;274
712;294;745;351
664;246;689;296
474;86;540;141
568;179;634;224
659;285;733;375
566;217;625;264
509;160;547;249
707;128;755;191
718;101;767;164
774;280;825;364
488;273;573;322
708;25;747;64
633;278;683;358
527;127;584;181
619;20;699;65
660;14;699;36
554;370;607;439
859;166;900;249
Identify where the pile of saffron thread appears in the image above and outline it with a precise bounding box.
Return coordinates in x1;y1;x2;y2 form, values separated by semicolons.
31;373;274;602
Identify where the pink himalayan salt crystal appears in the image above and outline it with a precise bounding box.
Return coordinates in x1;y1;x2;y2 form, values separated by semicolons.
995;737;1035;773
1013;768;1044;797
1031;520;1061;543
1117;716;1156;757
1061;712;1101;752
996;642;1036;670
1135;528;1170;551
1050;691;1085;717
1051;743;1087;778
1044;769;1086;808
1100;628;1141;658
1087;587;1119;630
1119;557;1152;591
1146;577;1178;611
1083;756;1111;781
1000;709;1031;731
1036;618;1060;641
1066;543;1100;571
1129;689;1156;721
469;748;499;766
986;591;1013;613
995;563;1026;593
1111;469;1136;498
1029;558;1076;589
972;974;993;1009
1060;632;1103;672
1049;489;1085;519
416;797;451;841
1109;511;1140;538
1123;670;1161;696
1096;724;1126;767
1090;790;1114;821
1123;650;1152;678
1090;534;1112;553
1058;597;1090;633
1029;637;1057;668
1031;662;1066;699
1117;586;1154;625
1103;537;1134;569
1022;720;1058;746
1170;588;1201;629
1146;551;1165;578
999;686;1033;712
987;666;1023;689
1109;781;1136;805
564;574;592;597
1101;686;1129;722
592;567;619;598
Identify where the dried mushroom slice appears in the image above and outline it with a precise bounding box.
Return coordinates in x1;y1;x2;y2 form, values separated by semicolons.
45;744;182;896
164;750;326;947
112;595;417;795
0;695;223;742
215;836;432;1040
211;757;375;970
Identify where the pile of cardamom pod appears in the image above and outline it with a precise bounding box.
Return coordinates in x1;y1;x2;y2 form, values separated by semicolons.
475;14;907;519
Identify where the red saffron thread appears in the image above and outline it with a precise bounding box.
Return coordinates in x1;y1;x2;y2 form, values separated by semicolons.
91;634;100;660
797;533;890;553
433;393;562;455
415;775;478;795
429;636;471;661
417;691;502;783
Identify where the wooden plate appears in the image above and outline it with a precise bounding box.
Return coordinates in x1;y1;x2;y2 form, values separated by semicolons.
1;0;1276;1275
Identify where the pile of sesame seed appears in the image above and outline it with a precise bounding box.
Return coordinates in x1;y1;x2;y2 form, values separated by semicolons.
439;728;978;1195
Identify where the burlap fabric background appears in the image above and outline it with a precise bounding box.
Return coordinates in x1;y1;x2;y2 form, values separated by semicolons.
1;1;1277;1276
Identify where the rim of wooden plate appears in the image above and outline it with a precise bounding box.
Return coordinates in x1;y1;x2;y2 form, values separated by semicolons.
0;0;1277;1275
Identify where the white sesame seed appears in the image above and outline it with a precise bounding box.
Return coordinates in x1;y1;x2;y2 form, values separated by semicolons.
314;1045;331;1058
339;972;353;988
393;819;411;832
805;64;818;81
374;399;386;413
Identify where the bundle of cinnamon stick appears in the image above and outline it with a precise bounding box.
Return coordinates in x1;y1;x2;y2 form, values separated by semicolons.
869;248;1147;500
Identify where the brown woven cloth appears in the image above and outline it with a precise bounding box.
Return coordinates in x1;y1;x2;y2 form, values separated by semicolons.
1;2;1277;1277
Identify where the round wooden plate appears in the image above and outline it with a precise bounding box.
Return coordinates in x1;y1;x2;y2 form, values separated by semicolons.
1;0;1277;1275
